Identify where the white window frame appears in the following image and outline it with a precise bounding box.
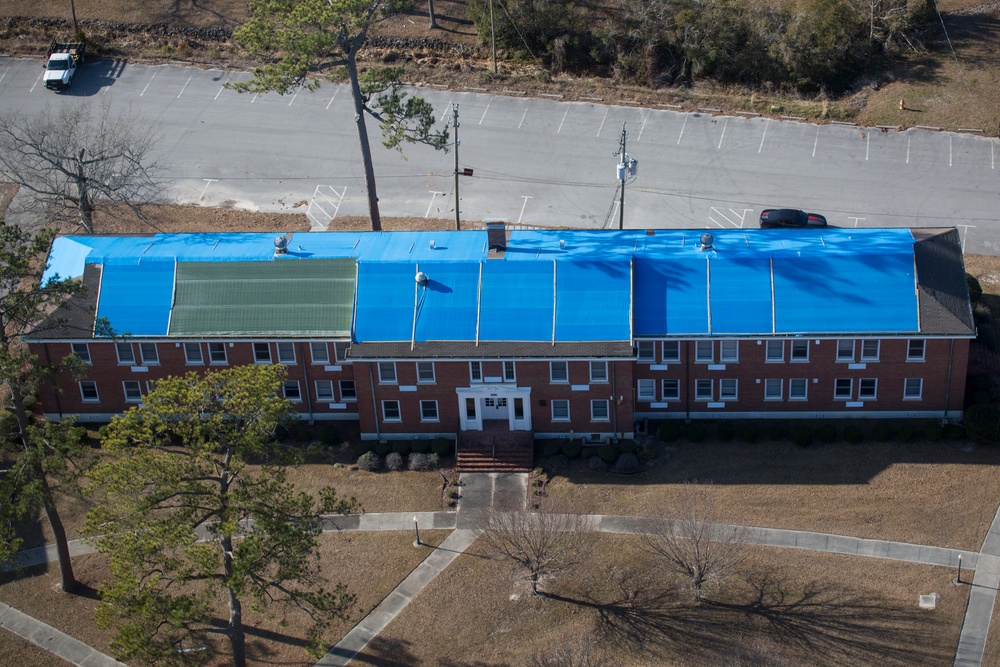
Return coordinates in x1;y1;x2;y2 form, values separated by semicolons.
504;361;516;382
208;342;228;365
765;340;783;362
860;340;880;361
695;341;713;363
907;339;926;361
719;379;738;401
790;340;809;362
79;380;99;403
283;381;302;402
662;379;680;401
310;342;330;364
116;342;135;365
378;362;397;384
695;379;713;401
662;340;680;362
315;380;335;402
184;343;203;365
139;342;159;366
834;378;853;400
858;378;877;400
416;361;436;384
420;400;439;422
551;399;570;422
339;380;357;402
276;342;296;364
591;399;610;422
470;361;483;383
764;378;782;400
253;343;271;364
550;361;569;384
789;378;808;401
122;380;142;403
719;340;738;363
590;361;608;383
334;342;350;363
637;379;655;402
836;339;855;362
382;400;401;422
636;340;656;363
71;343;91;364
903;378;923;400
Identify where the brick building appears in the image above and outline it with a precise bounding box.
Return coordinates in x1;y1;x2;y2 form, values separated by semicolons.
27;226;974;463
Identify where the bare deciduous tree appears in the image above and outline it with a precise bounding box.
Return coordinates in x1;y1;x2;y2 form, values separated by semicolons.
640;482;749;602
530;635;610;667
478;507;592;596
0;101;161;233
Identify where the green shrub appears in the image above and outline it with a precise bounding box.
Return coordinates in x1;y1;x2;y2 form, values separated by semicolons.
686;423;706;443
618;439;638;454
792;425;813;448
391;441;412;456
964;403;1000;444
408;452;440;471
375;441;390;456
716;422;734;442
843;424;863;443
561;439;582;458
767;423;786;441
431;438;453;457
351;441;374;458
21;395;37;410
872;423;894;442
411;440;432;454
943;423;967;441
543;441;562;458
658;422;682;443
357;451;381;471
922;421;943;442
817;424;837;443
597;444;619;464
385;452;405;471
613;452;641;474
968;273;984;303
588;456;609;472
738;422;759;443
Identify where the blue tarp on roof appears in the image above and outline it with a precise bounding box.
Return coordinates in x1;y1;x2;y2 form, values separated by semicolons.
354;262;415;343
413;262;480;342
709;257;774;334
555;260;631;341
95;262;175;336
43;237;94;283
479;262;554;341
633;257;709;335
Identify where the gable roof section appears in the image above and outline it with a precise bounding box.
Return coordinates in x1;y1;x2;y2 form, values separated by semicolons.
912;228;975;336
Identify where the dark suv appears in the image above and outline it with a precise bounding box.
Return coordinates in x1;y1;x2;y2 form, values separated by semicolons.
759;208;828;228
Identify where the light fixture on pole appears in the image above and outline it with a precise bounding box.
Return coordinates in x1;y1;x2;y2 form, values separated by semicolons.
615;123;638;230
452;104;461;231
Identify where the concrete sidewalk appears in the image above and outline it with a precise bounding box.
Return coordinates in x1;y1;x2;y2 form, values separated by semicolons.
0;601;125;667
955;504;1000;667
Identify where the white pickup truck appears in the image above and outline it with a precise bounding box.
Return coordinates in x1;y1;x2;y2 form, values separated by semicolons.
44;41;86;91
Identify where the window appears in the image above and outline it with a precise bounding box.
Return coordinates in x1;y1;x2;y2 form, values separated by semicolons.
378;362;396;384
858;378;877;400
789;379;808;400
184;343;203;364
504;361;516;382
122;380;142;402
764;379;782;400
551;400;570;421
790;340;809;362
276;342;296;364
695;379;713;400
907;339;926;361
637;340;655;362
662;341;680;362
339;380;357;401
315;380;335;402
382;400;401;422
334;342;350;363
310;343;330;364
591;399;610;421
417;361;435;383
283;381;301;402
253;343;271;364
637;379;655;401
860;340;880;361
904;378;923;399
720;340;738;362
662;379;680;401
836;340;855;361
470;361;483;383
139;343;158;365
71;343;91;364
695;341;713;363
719;379;738;401
208;342;228;364
420;400;439;422
79;381;99;402
465;397;477;420
765;340;783;362
834;378;853;400
116;343;135;365
590;361;608;383
550;361;569;383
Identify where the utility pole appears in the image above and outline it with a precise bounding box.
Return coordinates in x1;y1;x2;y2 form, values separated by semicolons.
615;123;637;230
489;0;497;74
453;104;461;231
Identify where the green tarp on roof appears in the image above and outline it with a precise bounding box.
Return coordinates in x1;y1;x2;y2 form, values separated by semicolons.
168;259;355;336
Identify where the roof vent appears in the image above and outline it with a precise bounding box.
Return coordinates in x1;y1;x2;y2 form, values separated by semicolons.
486;219;507;252
700;233;714;250
559;239;565;249
415;271;428;286
274;231;293;255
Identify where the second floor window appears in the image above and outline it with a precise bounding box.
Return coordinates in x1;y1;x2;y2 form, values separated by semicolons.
208;342;228;364
908;339;926;361
504;361;516;382
253;343;271;364
71;343;91;364
765;340;783;362
470;361;483;383
636;341;655;362
719;340;738;362
116;343;135;365
695;341;713;363
139;343;158;365
790;340;809;361
184;343;203;364
276;342;296;364
417;361;435;383
550;361;568;383
310;343;330;364
378;362;396;384
590;361;608;383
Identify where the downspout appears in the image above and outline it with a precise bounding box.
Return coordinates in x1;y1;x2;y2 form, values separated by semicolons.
368;363;381;441
945;339;954;419
298;342;314;424
611;360;618;439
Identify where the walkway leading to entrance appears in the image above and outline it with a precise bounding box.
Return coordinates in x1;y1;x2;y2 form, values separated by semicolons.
0;601;125;667
954;504;1000;667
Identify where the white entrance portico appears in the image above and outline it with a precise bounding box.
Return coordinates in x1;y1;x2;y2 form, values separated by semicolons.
456;385;532;432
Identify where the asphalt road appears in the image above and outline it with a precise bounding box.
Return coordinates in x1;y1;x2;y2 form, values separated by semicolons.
1;56;998;254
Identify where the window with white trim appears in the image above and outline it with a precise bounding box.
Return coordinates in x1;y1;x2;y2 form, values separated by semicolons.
116;343;135;365
208;342;228;365
590;361;608;383
662;341;680;362
184;343;203;365
71;343;91;364
662;379;680;401
790;340;809;362
719;379;738;401
858;378;877;400
310;343;330;364
719;340;738;362
315;380;335;402
860;340;880;361
253;343;271;364
907;339;925;361
834;378;853;400
122;380;142;402
637;340;655;362
550;361;569;383
378;362;397;384
334;342;350;363
79;381;99;402
382;400;401;422
416;361;435;383
765;340;783;362
637;379;655;401
339;380;357;401
904;378;923;399
591;399;610;421
504;361;516;382
836;339;855;362
695;341;713;363
282;381;301;402
470;361;483;383
276;342;296;364
420;400;439;422
789;378;808;400
139;342;158;365
552;400;570;421
695;379;713;401
764;378;782;400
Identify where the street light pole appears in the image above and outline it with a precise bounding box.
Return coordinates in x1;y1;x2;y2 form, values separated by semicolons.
413;515;422;547
453;104;461;231
617;123;627;230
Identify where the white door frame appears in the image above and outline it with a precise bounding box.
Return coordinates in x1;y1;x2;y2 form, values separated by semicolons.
456;385;532;432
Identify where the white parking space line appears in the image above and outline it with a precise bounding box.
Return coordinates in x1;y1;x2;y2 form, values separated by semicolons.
0;71;7;87
758;119;769;153
865;132;870;161
677;115;687;145
440;96;455;122
517;196;533;224
812;126;820;157
597;107;609;137
177;75;192;99
251;93;259;103
992;141;995;170
637;110;648;141
199;179;218;200
307;185;347;230
957;224;975;251
717;118;728;150
949;135;953;167
557;107;569;133
906;134;911;164
518;101;530;129
709;207;750;228
479;97;493;124
28;70;42;93
288;92;298;106
326;85;341;109
140;71;156;96
425;191;445;217
848;216;865;228
214;85;226;100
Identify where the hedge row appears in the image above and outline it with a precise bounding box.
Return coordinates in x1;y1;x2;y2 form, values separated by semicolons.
657;420;966;446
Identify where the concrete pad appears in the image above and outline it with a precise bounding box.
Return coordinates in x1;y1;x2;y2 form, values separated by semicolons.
430;512;457;529
322;515;359;531
824;535;861;555
758;529;798;548
80;652;127;667
47;635;96;664
854;540;891;559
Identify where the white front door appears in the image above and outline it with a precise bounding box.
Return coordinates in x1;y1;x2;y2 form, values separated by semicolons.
482;396;509;421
